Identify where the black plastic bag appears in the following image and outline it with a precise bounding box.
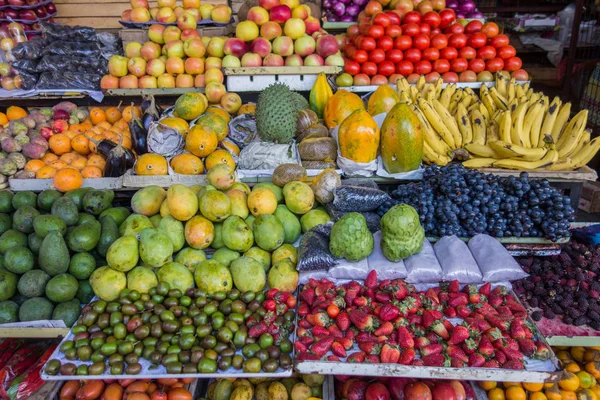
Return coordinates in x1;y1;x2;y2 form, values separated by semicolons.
332;185;391;212
297;223;337;272
324;203;381;233
40;22;97;43
36;72;100;90
42;42;101;58
36;55;103;73
18;71;37;90
12;59;38;74
12;38;45;60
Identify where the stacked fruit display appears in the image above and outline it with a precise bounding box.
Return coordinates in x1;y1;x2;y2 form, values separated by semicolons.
335;377;478;400
208;375;326;400
58;378;196;400
228;0;341;67
45;285;297;375
0;1;57;34
295;271;551;369
121;0;232;26
340;8;526;85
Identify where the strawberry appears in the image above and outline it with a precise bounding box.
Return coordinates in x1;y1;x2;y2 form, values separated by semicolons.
491;286;508;297
365;354;380;363
298;303;310;317
380;344;401;363
477;336;495;358
249;321;268;337
359;342;381;355
509;320;527;340
375;291;392;304
347;352;366;363
425;288;440;304
357;332;377;343
503;337;520;352
327;355;340;362
299;336;314;346
447;280;460;293
533;341;550;361
448;293;469;308
420;343;443;357
423;354;449;367
308;278;319;287
465;317;491;333
310;336;334;357
345;287;360;306
389;283;409;301
431;321;450;340
426;332;439;344
448;325;470;345
414;337;430;350
503;359;525;370
444;307;457;318
485;314;512;331
399;348;416;365
407;313;422;326
468;353;486;367
295;341;308;353
328;324;344;339
365;270;378;289
379;304;400;322
488;295;504;308
336;337;354;350
451;358;466;368
479;282;491;296
501;348;524;361
353;296;370;307
422;310;436;329
456;305;471;319
313;326;330;338
296;352;321;361
306;313;332;328
446;345;468;362
331;342;346;357
397;326;414;349
462;338;478;355
482;360;500;368
349;309;379;332
300;288;316;306
493;349;506;365
374;321;394;336
336;312;350;331
345;328;357;341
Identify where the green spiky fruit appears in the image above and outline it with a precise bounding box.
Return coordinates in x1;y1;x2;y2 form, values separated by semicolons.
291;92;309;112
256;83;298;144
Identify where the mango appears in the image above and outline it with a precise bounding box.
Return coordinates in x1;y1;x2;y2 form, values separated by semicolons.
99;207;131;227
160;199;170;217
207;164;235;190
244;247;271;272
230;256;266;292
167;184;198;221
174;247;206;272
247;188;277;217
139;228;173;268
107;236;139;272
184;216;214;250
229;182;251;196
120;214;153;239
194;259;232;294
300;209;331;233
272;244;298;265
150;214;162;227
283;181;314;214
131;186;167;216
253;215;285;251
253;182;283;203
274;205;301;244
197;185;216;200
268;258;298;292
222;216;253;253
211;248;240;267
200;191;231;222
159;215;185;252
126;266;157;293
90;266;126;301
211;222;224;249
157;261;194;292
227;189;249;219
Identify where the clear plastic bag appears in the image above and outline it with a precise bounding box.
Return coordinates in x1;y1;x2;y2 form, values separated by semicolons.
11;59;37;74
40;22;97;42
468;234;528;282
36;72;100;90
12;38;45;60
17;71;37;90
435;235;483;283
297;223;337;272
42;42;101;58
405;239;443;283
238;141;299;170
333;185;391;212
147;122;184;157
328;258;370;280
298;137;337;161
367;231;408;280
228;113;256;149
342;179;379;189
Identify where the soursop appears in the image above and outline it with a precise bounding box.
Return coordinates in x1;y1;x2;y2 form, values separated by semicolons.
256;83;297;144
380;204;424;261
291;92;309;112
329;212;374;261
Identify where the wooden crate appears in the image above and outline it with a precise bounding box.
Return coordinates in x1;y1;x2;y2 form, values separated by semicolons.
120;24;234;46
579;180;600;213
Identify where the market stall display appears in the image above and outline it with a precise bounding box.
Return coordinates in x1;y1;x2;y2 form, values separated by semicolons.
57;377;197;400
0;0;57;37
334;377;478;400
121;0;233;27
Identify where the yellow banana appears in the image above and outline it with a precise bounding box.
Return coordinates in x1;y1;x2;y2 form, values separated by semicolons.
423;84;436;103
439;86;454;108
492;149;559;170
423;141;451;166
528;90;539;103
434;78;443;98
478;103;490;124
522;82;530;92
566;129;591;159
522;102;543;147
498;110;512;143
456;103;473;144
507;78;516;102
417;98;456;149
546;159;575;171
551;102;572;143
409;86;420;103
489;140;548;161
465;143;499;158
511;100;529;147
396;77;409;93
557;110;588;158
487;121;500;142
489;87;509;110
468;101;481;113
464;87;476;98
571;136;600;169
507;98;519;113
529;105;545;148
496;75;507;98
540;96;562;144
463;157;499;169
399;91;412;104
515;85;526;99
416;75;426;91
480;85;497;116
462;94;474;109
433;99;462;148
470;109;486;145
410;104;452;156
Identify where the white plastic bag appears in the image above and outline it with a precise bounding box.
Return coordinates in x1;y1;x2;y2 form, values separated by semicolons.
405;239;443;283
328;258;370;280
367;231;408;280
468;234;528;282
435;235;483;283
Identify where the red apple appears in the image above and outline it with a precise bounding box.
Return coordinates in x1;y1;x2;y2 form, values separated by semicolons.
285;54;303;66
247;6;269;26
184;57;204;74
432;384;456;400
294;35;315;56
163;26;182;43
258;0;278;10
304;16;321;35
157;73;175;88
33;6;47;18
222;55;241;67
304;54;324;66
316;34;338;58
130;0;149;8
194;74;205;88
241;52;262;67
139;75;158;88
448;382;466;400
206;68;224;83
166;57;185;75
177;12;197;30
146;58;166;77
272;36;293;56
46;2;56;13
250;37;271;58
365;383;390;400
263;53;284;66
176;74;194;88
180;28;200;41
119;75;138;89
183;37;206;58
269;5;291;23
223;38;248;58
183;7;200;20
260;21;282;41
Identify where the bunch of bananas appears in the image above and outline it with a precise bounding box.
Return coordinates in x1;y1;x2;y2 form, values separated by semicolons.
395;74;599;171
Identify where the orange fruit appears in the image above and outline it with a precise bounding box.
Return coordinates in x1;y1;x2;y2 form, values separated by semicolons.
60;152;79;164
529;393;547;400
87;154;106;169
69;124;84;133
523;383;544;392
505;386;526;400
71;157;88;170
559;372;581;392
204;149;235;170
97;121;112;131
170;153;204;175
572;347;586;363
184;216;214;249
24;159;45;173
134;154;168;176
89;108;106;125
122;105;141;122
41;153;59;164
185;125;218;158
53;168;83;192
49;160;68;170
559;390;576;400
0;112;8;125
105;107;122;124
479;382;497;391
6;106;27;121
61;130;78;140
487;388;505;400
566;362;582;373
576;371;593;389
71;134;90;155
36;165;57;179
81;166;103;178
48;134;72;156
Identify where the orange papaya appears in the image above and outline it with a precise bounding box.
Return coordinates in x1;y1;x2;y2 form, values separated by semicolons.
338;109;380;163
380;103;423;173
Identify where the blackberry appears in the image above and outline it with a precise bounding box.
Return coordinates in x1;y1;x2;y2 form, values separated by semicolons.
551;304;564;315
531;310;542;321
563;316;573;325
544;310;556;319
588;310;600;321
574;317;588;326
580;298;590;311
568;308;582;318
590;320;600;331
533;287;546;296
529;297;539;308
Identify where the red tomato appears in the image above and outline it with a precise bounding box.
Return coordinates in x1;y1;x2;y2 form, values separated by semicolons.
467;32;487;49
386;49;403;63
440;46;458;60
373;12;391;28
368;25;385;39
369;48;386;64
353;49;368;63
347;25;359;38
385;11;401;25
403;11;421;24
406;73;420;83
448;33;467;49
459;46;476;60
468;58;485;73
344;61;361;75
450;57;468;72
439;9;456;29
512;68;529;80
431;27;441;35
490;34;509;48
504;56;522;72
377;36;394;51
442;71;459;82
359;36;377;51
353;73;371;86
430;34;448;50
419;23;431;35
394;35;412;50
396;60;414;76
422;11;441;28
361;61;378;76
422;47;440;61
425;71;441;82
414;60;432;75
371;74;389;85
481;22;499;38
401;23;420;37
445;23;464;34
345;45;357;58
477;45;496;60
404;48;422;63
385;25;402;38
485;57;504;72
378;60;395;76
459;70;477;82
433;59;450;73
465;20;483;34
497;45;516;60
413;34;430;50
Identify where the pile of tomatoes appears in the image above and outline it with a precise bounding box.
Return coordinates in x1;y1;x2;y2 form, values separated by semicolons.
341;7;528;85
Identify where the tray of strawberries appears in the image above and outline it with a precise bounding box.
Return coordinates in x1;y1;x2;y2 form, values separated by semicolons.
293;271;562;383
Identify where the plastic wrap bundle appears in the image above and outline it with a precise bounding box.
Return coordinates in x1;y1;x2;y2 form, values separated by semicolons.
238;142;299;170
302;161;337;169
36;72;100;90
405;240;443;283
468;234;528;282
228;113;256;149
42;42;101;58
298;137;337;161
11;59;38;74
12;38;45;60
435;235;483;283
16;71;37;90
324;203;381;233
367;231;408;280
147;122;184;157
332;185;391;212
36;56;106;74
329;258;369;280
343;179;379;189
40;22;97;43
297;223;337;272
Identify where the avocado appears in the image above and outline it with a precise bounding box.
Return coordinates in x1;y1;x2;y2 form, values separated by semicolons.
0;300;18;323
12;205;40;234
18;269;50;298
0;190;13;213
77;213;96;225
38;231;70;276
4;246;34;274
76;280;94;304
12;191;36;209
97;216;120;257
69;252;96;280
0;229;27;254
67;220;101;252
0;213;11;235
28;233;43;255
45;273;78;302
18;297;54;321
64;187;91;211
51;197;79;226
83;190;114;216
37;189;62;211
33;215;67;238
0;268;17;301
274;205;301;244
99;207;131;227
52;298;80;327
